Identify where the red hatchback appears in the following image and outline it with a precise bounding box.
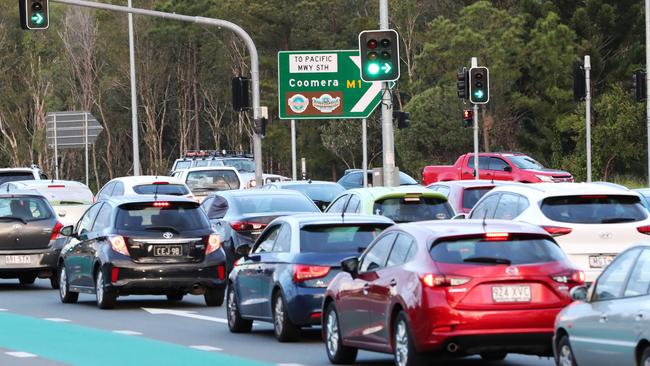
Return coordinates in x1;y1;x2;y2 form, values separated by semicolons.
322;220;584;366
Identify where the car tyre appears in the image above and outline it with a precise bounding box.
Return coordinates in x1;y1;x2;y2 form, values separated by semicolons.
480;352;507;361
640;347;650;366
204;287;225;306
58;265;78;304
272;292;300;342
393;312;425;366
50;270;60;289
556;335;578;366
324;303;357;364
95;270;117;309
19;275;36;285
166;293;184;301
226;285;252;333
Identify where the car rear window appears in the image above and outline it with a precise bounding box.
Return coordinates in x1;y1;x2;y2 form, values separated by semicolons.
115;202;210;231
0;197;53;222
35;186;94;205
299;224;390;253
430;236;566;265
133;184;190;196
373;196;452;223
232;195;319;214
186;170;240;192
461;187;493;210
0;173;34;185
541;195;647;224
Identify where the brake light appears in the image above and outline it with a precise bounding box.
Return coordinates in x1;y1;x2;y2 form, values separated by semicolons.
109;236;129;256
293;265;330;282
552;270;585;284
484;232;509;241
49;222;63;241
217;265;225;280
230;221;267;232
152;202;170;208
542;226;573;237
638;225;650;235
111;267;120;283
48;185;65;188
421;274;471;287
205;234;222;254
152;182;169;185
580;195;607;199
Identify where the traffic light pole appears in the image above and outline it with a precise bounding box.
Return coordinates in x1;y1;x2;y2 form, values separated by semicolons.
471;57;480;180
50;0;264;186
127;0;139;176
379;0;396;187
646;0;650;186
584;55;592;183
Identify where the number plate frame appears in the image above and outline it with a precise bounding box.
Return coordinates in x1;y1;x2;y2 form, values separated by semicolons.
491;285;532;303
4;255;32;265
152;245;183;257
588;255;616;269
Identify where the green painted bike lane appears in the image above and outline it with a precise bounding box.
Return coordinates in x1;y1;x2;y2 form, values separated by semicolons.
0;312;270;366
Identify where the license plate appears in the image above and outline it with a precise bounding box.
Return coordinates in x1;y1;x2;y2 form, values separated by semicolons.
153;245;183;257
5;255;32;265
589;255;616;268
492;285;531;303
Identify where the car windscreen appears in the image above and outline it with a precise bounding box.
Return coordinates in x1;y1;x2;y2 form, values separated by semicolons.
508;155;544;170
540;195;647;224
399;172;418;185
373;196;452;223
232;195;319;214
185;170;240;192
284;184;345;203
0;173;34;185
0;197;53;222
116;202;209;231
174;161;192;170
462;187;494;210
222;158;255;173
300;224;390;253
430;236;566;265
133;184;190;196
35;186;94;205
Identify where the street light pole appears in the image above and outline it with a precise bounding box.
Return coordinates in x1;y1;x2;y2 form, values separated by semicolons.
585;55;592;183
379;0;396;187
646;0;650;186
127;0;140;176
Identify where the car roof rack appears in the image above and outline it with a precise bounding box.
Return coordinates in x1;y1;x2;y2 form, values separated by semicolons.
182;150;253;159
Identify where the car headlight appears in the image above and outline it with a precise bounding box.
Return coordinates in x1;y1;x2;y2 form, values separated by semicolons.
247;179;256;188
535;174;554;182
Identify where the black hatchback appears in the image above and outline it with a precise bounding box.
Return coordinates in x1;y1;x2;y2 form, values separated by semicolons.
58;195;226;309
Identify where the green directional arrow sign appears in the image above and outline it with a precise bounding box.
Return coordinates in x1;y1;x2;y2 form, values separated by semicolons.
278;50;394;120
31;13;45;26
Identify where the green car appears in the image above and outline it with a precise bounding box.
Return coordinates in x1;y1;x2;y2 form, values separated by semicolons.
324;186;454;223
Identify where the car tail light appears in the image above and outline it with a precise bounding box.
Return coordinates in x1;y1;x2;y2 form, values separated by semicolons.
230;221;267;232
637;225;650;235
49;222;63;241
542;226;573;237
217;265;225;280
152;181;169;185
484;232;509;241
152;201;170;208
421;274;471;287
109;236;129;256
552;270;585;284
310;312;322;320
48;185;65;188
293;265;330;282
111;267;120;283
205;234;222;254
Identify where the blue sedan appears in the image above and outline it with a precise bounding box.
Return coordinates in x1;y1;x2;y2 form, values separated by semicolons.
226;213;394;342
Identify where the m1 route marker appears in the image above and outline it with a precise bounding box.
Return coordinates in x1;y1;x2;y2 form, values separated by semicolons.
278;50;393;119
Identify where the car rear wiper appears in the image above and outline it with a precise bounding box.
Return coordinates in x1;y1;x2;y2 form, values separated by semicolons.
0;216;27;224
144;226;179;234
601;217;637;223
463;256;512;265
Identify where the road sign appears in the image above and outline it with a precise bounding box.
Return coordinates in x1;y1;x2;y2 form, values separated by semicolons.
46;112;103;148
277;50;393;119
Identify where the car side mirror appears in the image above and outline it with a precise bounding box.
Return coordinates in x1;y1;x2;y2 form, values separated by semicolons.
60;225;75;237
452;214;467;220
570;285;589;302
341;257;359;278
235;244;251;257
504;166;513;172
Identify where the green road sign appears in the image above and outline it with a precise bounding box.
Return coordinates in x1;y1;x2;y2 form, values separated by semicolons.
277;50;393;119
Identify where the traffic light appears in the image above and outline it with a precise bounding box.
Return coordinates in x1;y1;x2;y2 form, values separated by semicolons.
393;111;410;129
232;76;251;112
634;70;647;102
469;67;489;104
573;63;586;101
462;109;473;128
358;29;400;82
19;0;49;30
456;67;469;99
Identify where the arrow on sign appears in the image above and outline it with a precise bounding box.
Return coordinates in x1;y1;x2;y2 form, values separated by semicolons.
142;307;228;324
381;63;392;74
474;90;484;99
350;56;383;113
31;13;44;25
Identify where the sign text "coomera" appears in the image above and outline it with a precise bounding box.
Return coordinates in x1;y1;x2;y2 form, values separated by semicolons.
289;79;340;88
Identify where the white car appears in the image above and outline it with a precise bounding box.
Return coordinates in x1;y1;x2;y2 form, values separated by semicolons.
467;183;650;282
96;176;195;202
171;167;242;200
0;166;48;185
0;180;93;226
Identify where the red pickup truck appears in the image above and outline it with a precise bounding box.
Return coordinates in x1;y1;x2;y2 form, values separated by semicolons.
422;153;574;185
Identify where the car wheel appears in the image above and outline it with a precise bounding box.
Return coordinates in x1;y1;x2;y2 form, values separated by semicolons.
556;335;578;366
49;270;60;289
58;265;78;304
480;352;507;361
324;303;357;364
204;287;225;306
272;292;300;342
226;285;252;333
166;293;184;302
641;347;650;366
393;312;425;366
18;275;36;285
95;270;117;309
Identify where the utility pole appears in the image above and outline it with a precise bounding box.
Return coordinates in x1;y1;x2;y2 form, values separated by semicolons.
291;119;297;180
471;57;479;179
127;0;140;176
379;0;396;187
585;55;592;183
51;0;264;186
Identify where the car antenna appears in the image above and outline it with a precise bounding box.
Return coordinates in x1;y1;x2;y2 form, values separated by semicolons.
341;197;351;222
482;209;488;231
154;181;159;201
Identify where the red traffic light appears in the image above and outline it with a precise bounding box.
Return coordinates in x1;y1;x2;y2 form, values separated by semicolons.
463;109;473;121
367;39;378;49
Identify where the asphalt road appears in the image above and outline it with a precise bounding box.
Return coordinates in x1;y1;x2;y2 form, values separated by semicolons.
0;279;556;366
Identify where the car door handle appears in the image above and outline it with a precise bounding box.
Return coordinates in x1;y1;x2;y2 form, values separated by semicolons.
599;315;608;323
636;312;645;321
256;266;263;273
389;279;397;287
362;283;370;295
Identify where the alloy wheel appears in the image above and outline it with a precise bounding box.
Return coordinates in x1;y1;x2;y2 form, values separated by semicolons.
227;289;237;327
96;271;104;305
274;296;285;336
558;344;574;366
326;309;339;357
394;320;409;366
59;267;67;299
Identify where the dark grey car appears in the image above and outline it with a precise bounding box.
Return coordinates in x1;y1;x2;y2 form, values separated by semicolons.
0;192;65;288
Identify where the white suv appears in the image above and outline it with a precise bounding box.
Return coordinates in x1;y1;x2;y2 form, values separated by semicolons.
96;176;195;202
0;166;48;185
171;167;242;201
467;183;650;282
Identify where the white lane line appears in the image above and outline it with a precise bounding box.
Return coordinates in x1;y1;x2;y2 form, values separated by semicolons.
44;318;70;322
278;364;306;366
6;352;37;358
142;308;228;324
190;345;223;352
112;330;142;336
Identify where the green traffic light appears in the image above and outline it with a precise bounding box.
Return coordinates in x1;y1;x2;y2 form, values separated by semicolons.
367;63;380;75
31;12;45;26
473;89;485;100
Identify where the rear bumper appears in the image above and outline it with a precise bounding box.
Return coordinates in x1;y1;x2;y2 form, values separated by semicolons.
0;248;60;278
284;286;325;326
436;332;553;356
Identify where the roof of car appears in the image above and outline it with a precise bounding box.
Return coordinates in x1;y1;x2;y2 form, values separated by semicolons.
277;213;394;226
344;185;446;200
396;219;549;239
0;167;41;172
6;180;89;188
103;194;197;205
211;189;310;198
427;180;519;188
173;166;239;173
267;180;341;187
0;190;49;198
110;176;184;185
488;182;636;197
